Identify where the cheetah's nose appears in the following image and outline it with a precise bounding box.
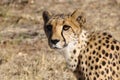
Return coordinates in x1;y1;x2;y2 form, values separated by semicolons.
51;39;60;45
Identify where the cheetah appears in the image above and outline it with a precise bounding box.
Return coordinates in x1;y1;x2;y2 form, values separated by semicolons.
42;9;120;80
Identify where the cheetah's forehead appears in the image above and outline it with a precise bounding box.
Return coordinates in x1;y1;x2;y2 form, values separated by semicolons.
51;14;70;19
47;14;71;26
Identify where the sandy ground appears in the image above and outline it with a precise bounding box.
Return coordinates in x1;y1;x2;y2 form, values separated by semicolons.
0;0;120;80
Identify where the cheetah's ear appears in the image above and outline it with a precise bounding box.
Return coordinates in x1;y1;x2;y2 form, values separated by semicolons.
42;11;52;23
71;9;86;25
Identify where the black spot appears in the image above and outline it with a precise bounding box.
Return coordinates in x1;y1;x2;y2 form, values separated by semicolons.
101;71;104;75
113;62;116;66
98;36;101;38
71;65;74;67
82;67;84;71
80;50;82;53
98;40;101;43
99;54;102;58
90;66;93;70
93;77;96;80
103;32;107;36
105;69;109;73
98;46;101;50
102;50;105;55
105;40;109;43
108;34;112;38
115;55;118;59
113;40;117;44
79;55;82;59
94;43;97;46
73;64;76;67
95;65;98;70
86;74;89;77
116;46;119;51
85;41;89;45
102;38;105;40
111;45;114;50
116;74;118;77
89;56;91;60
74;59;77;62
106;37;110;40
86;48;89;52
92;60;94;63
96;52;98;55
86;68;88;72
90;45;93;48
109;53;112;59
106;45;109;48
117;66;119;70
103;43;106;46
73;49;76;54
108;61;110;64
105;53;108;57
89;72;92;75
85;61;87;65
93;50;96;54
96;58;99;62
102;61;106;66
112;70;115;75
83;50;85;54
81;61;84;64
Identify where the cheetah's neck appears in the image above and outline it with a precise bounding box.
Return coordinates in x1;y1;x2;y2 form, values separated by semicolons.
59;30;90;71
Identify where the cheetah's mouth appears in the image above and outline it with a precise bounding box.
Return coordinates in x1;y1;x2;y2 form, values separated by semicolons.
51;43;68;49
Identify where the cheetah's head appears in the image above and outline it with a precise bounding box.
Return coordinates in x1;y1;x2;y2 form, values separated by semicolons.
42;9;86;49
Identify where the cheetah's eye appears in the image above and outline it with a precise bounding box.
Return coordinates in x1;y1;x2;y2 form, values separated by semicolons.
63;25;70;31
46;25;52;31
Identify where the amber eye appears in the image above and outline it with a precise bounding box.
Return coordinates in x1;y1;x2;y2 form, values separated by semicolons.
63;25;70;31
46;25;52;31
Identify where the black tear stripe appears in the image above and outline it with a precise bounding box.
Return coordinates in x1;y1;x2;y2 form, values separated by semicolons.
61;29;66;44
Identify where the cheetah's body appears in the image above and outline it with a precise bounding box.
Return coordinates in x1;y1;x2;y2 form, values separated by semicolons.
42;9;120;80
74;31;120;80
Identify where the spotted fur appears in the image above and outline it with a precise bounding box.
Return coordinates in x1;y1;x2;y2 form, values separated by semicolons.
42;9;120;80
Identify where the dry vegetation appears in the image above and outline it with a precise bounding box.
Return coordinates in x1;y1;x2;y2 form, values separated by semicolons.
0;0;120;80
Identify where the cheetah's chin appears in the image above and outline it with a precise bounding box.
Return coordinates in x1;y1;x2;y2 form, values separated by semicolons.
51;44;68;49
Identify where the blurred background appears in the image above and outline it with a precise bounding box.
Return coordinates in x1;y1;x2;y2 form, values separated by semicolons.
0;0;120;80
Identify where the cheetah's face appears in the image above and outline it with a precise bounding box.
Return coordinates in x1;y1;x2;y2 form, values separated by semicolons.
42;10;85;49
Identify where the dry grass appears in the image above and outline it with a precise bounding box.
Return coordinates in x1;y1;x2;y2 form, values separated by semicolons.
0;0;120;80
